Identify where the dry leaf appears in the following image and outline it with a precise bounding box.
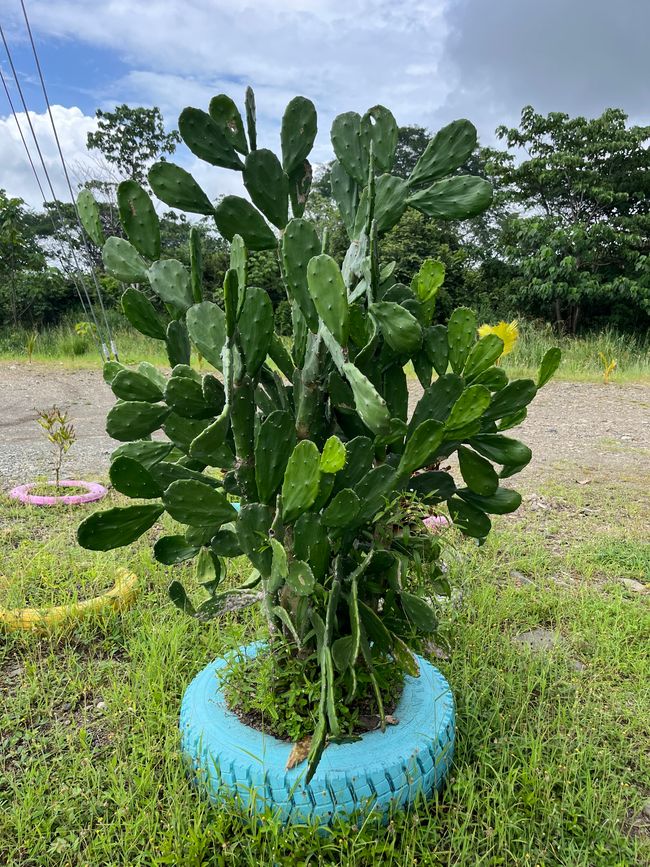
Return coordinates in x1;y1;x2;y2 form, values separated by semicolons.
286;737;311;770
385;715;400;726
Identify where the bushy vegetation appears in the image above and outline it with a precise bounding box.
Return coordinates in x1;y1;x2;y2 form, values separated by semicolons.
1;104;649;337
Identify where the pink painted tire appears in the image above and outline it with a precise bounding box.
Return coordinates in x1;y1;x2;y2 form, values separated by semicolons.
9;480;107;507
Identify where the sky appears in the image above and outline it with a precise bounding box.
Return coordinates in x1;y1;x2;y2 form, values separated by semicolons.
1;0;649;209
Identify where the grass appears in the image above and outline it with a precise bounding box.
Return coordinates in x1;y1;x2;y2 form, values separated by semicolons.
1;470;648;866
2;316;649;384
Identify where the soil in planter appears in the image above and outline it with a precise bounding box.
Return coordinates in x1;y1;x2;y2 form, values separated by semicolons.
25;483;94;497
222;640;405;743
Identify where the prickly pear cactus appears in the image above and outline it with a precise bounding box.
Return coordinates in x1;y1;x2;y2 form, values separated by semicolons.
78;90;561;779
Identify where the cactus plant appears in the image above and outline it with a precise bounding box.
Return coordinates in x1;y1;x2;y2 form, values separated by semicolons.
78;89;561;780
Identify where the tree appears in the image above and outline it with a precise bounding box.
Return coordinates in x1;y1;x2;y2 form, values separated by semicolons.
488;107;650;332
391;125;431;178
86;105;180;186
0;191;48;326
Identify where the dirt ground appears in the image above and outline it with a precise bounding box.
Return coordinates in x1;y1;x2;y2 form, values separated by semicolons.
1;362;649;487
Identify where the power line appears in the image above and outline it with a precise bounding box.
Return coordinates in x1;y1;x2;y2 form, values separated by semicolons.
0;63;101;348
0;23;109;359
19;0;117;359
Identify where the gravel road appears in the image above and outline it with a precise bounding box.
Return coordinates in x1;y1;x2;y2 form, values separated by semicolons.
1;363;648;487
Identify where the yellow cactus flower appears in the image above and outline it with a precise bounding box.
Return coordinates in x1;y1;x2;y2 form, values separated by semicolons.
477;319;519;357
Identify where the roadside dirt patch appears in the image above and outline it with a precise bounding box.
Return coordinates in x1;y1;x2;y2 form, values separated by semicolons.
2;363;649;486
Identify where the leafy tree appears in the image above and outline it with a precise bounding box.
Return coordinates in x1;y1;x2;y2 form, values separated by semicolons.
488;107;650;332
0;191;49;325
391;125;431;178
87;105;180;186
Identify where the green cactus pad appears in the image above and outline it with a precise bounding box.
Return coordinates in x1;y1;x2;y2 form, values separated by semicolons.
121;288;167;340
245;86;257;151
178;107;243;170
447;497;491;539
469;434;532;466
447;307;478;373
398;419;444;476
331;112;368;186
458;487;522;515
360;105;398;174
293;513;329;581
281;96;318;176
458;446;499;496
409;373;464;432
322;489;361;528
238;286;274;376
472;368;506;394
109;455;163;499
163;413;211;453
286;560;317;596
255;410;296;504
102;237;149;283
185;301;227;370
148;162;214;215
463;334;505;381
106;400;170;441
369;301;422;355
214;196;277;250
281;219;320;331
538;347;562;388
243;149;289;229
330;161;358;236
408;175;493;220
189;227;203;303
483;379;538;421
408;470;456;502
154;535;200;565
306;254;349;345
288;160;312;218
163;479;237;527
165;375;217;419
111;369;163;403
148;259;194;311
320;436;346;474
77;188;104;247
78;504;164;551
282;440;321;523
409;119;478;188
342;362;391;435
236;504;273;576
445;385;491;432
209;94;248;155
189;408;232;466
211;527;243;557
111;440;173;468
165;320;191;368
117;180;160;260
229;234;247;304
331;437;373;495
412;259;445;325
355;464;396;523
422;325;449;376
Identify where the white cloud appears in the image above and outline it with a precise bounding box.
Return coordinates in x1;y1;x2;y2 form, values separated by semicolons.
0;105;97;207
6;0;453;149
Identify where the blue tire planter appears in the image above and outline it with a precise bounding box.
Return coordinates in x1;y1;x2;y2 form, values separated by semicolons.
179;643;455;827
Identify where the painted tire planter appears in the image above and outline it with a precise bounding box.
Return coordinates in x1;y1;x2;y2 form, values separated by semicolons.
180;643;455;827
9;480;107;506
0;569;138;632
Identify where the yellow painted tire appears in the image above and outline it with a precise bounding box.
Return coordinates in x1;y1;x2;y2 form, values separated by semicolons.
0;569;138;632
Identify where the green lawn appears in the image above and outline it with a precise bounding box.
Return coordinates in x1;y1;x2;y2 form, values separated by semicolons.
1;473;648;866
2;319;650;384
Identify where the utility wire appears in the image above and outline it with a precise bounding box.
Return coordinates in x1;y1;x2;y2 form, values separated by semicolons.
0;63;100;346
19;0;117;359
0;23;108;359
